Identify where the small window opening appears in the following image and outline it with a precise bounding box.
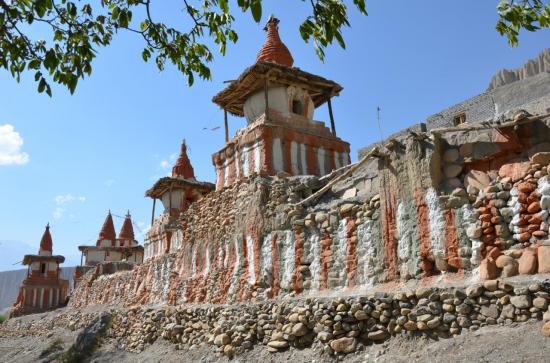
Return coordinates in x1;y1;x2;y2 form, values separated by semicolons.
453;112;466;126
292;100;304;115
41;263;46;274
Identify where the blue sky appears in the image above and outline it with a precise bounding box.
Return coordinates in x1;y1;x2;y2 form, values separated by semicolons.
0;1;548;271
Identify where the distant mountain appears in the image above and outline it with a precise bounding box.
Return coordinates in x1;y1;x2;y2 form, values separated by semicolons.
0;240;36;272
0;267;76;316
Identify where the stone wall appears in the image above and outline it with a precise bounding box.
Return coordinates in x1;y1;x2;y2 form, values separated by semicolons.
104;279;550;358
71;115;550;309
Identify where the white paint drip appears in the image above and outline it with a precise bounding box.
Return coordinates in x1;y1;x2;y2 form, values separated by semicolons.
317;148;326;176
461;204;483;267
334;151;342;169
260;234;273;285
273;138;283;172
300;143;307;174
336;219;348;286
235;149;240;179
356;219;375;287
223;241;229;268
190;243;197;277
280;231;295;291
426;188;447;268
246;235;256;285
308;233;321;290
227;238;242;299
340;152;348;166
254;140;261;173
205;243;211;275
396;202;411;275
291;141;299;175
241;145;250;177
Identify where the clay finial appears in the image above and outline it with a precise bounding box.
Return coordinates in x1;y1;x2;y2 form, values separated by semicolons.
118;210;135;241
172;139;196;180
39;223;53;253
256;16;294;67
97;211;117;245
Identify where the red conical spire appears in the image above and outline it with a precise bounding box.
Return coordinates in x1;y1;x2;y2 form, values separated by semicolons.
97;211;116;246
39;223;53;253
172;139;196;179
118;210;135;242
256;16;294;67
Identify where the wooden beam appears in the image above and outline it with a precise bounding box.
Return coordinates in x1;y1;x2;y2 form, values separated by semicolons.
294;147;381;207
151;198;156;226
430;112;550;136
328;97;336;136
224;109;229;143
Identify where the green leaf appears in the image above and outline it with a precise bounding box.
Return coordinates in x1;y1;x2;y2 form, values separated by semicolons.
250;0;262;22
38;78;46;93
219;0;229;13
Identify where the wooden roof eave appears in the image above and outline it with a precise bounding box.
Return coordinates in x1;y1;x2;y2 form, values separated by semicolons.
145;177;215;198
22;254;65;265
213;62;343;117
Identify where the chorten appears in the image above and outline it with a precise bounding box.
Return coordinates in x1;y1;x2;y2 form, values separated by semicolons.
73;211;143;289
144;140;215;259
10;224;69;317
211;16;350;190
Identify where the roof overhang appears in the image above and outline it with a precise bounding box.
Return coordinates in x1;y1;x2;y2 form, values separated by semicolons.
212;61;343;117
145;177;215;199
78;245;144;252
22;254;65;265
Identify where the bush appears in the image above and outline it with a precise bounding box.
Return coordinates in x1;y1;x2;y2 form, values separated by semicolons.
0;315;6;324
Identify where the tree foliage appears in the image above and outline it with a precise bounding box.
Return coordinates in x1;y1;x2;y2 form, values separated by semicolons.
0;0;366;95
0;1;548;96
497;0;550;45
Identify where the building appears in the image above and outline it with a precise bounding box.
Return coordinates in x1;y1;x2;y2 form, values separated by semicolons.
144;140;215;259
211;16;351;190
75;211;144;285
10;224;69;317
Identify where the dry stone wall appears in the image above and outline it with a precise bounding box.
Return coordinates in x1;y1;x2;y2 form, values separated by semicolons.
70;117;550;310
103;279;550;358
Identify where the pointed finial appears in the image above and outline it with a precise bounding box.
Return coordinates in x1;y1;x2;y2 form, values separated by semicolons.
256;16;293;67
263;15;279;31
126;210;131;218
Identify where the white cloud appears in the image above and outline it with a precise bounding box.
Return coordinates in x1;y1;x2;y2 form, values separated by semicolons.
52;194;86;220
54;193;86;205
105;179;115;187
0;124;29;166
160;160;170;169
53;207;65;220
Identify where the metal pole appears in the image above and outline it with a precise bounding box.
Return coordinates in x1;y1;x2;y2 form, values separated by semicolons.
328;97;336;136
224;109;229;142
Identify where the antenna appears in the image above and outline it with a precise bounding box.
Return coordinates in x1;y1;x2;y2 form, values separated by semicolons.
376;106;384;146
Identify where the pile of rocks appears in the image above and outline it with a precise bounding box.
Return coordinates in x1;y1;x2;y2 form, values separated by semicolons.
103;279;550;358
0;310;98;338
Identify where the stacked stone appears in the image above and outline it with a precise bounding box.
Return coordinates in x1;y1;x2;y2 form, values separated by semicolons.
470;182;512;279
508;165;548;245
99;279;550;358
441;147;464;193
